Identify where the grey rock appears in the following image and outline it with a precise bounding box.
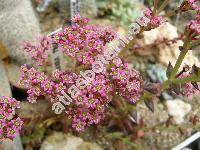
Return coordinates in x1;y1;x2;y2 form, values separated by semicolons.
137;102;168;126
0;139;13;150
77;142;102;150
19;100;51;119
36;0;52;12
0;59;12;97
0;0;40;65
5;62;25;89
0;135;23;150
13;135;23;150
166;99;191;124
146;64;168;83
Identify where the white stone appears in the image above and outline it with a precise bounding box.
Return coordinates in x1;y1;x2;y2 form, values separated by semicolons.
143;22;180;45
143;22;200;68
40;132;102;150
166;99;191;124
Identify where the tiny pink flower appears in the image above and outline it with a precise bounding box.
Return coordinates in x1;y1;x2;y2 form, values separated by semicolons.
0;96;23;140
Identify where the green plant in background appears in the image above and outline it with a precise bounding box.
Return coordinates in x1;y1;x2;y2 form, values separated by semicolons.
145;0;163;7
96;0;144;26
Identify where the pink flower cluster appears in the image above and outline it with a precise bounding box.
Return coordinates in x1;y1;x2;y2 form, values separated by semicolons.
186;14;200;39
178;69;200;100
19;61;143;132
110;63;143;104
19;16;143;132
66;74;113;132
0;96;23;140
22;36;52;66
53;15;116;65
143;8;166;30
19;64;114;131
19;64;143;132
19;65;77;103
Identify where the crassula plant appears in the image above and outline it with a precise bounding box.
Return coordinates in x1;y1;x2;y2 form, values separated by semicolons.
0;96;23;140
0;0;199;141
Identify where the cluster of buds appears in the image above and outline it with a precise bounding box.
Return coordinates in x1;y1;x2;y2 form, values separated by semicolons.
143;8;166;30
22;36;52;66
110;63;143;104
53;15;116;65
178;75;199;100
186;14;200;41
172;65;200;100
0;96;23;140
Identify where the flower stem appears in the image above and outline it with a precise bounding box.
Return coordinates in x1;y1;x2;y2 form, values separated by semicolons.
170;49;189;79
169;34;190;79
140;37;191;101
153;0;158;15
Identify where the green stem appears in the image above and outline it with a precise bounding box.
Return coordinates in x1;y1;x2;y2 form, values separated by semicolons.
153;0;158;15
162;80;170;89
170;49;189;79
169;35;190;79
140;38;191;101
